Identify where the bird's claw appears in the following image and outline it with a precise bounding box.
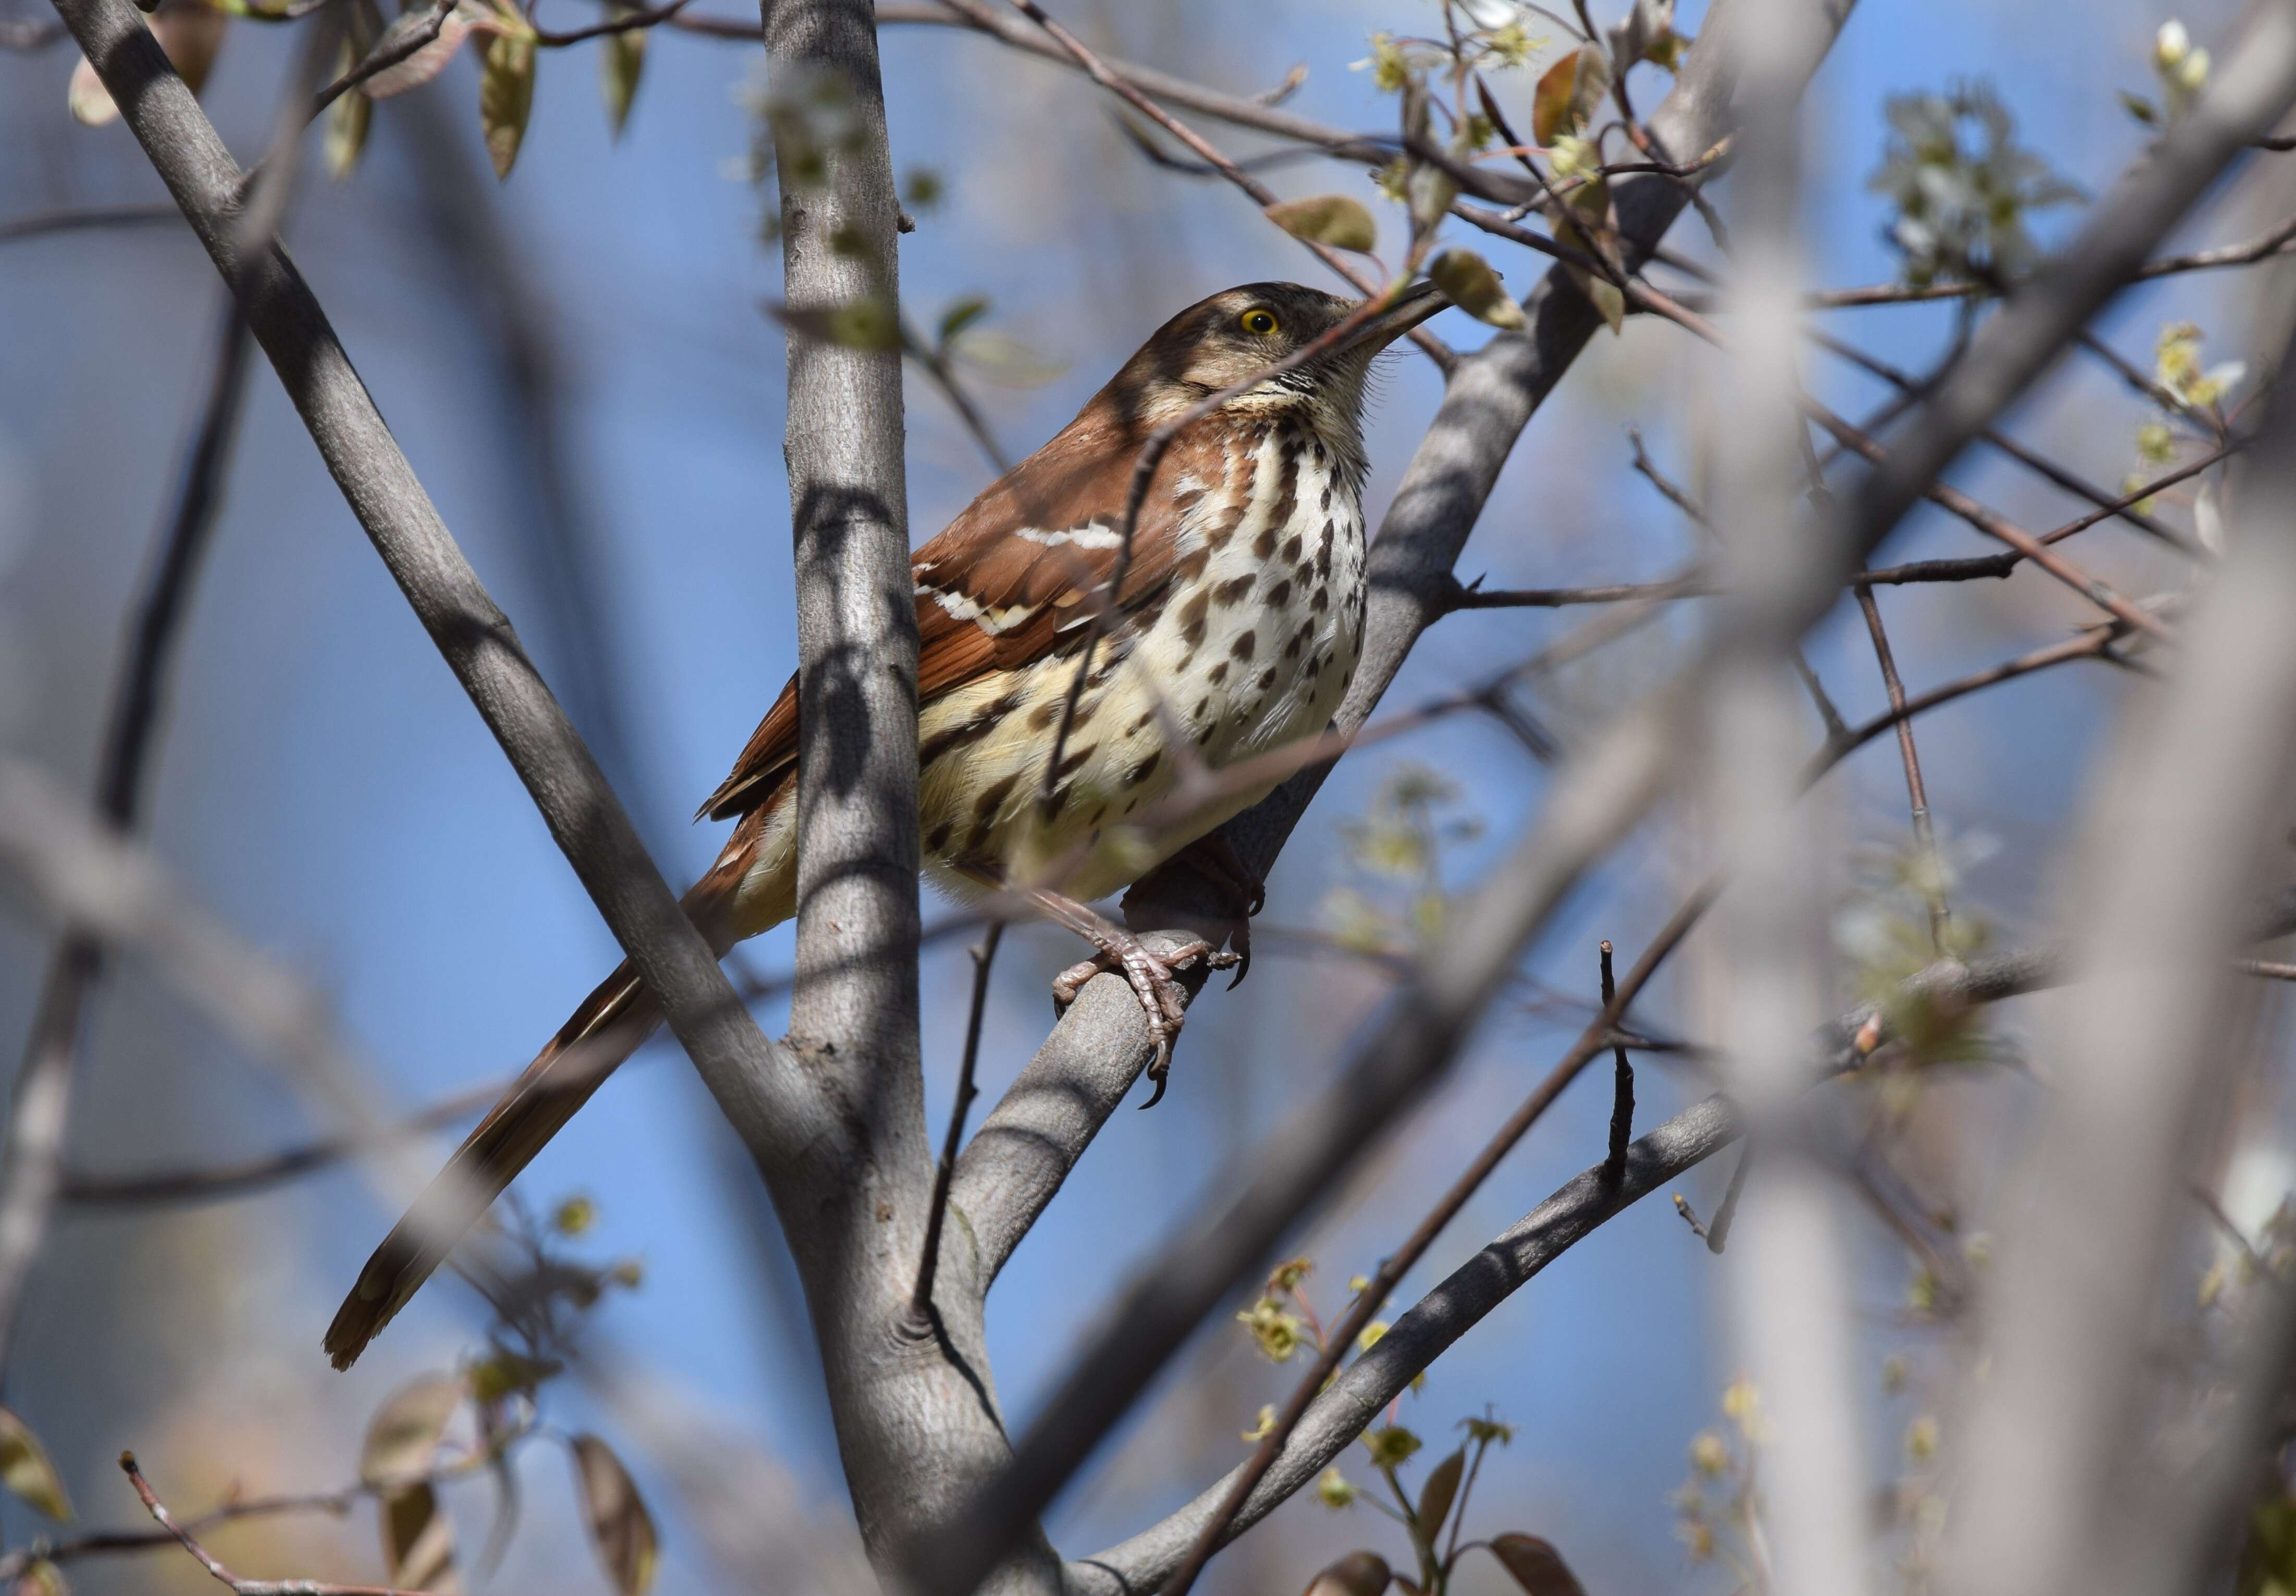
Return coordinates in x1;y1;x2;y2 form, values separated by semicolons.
1050;932;1238;1107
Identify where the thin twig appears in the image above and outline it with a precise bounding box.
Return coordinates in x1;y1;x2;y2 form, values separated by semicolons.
118;1453;430;1596
0;203;182;244
1599;940;1633;1183
2189;1181;2269;1273
1808;328;2201;556
902;324;1011;475
1855;440;2243;586
1704;1140;1751;1254
310;0;447;117
1808;625;2133;785
0;298;253;1380
976;0;1451;367
911;923;1003;1323
532;0;689;45
1854;586;1950;951
1155;901;1708;1596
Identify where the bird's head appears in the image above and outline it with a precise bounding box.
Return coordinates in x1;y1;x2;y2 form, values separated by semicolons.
1096;279;1447;450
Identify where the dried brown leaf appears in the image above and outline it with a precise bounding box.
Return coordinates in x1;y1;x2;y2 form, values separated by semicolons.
382;1482;460;1593
571;1434;658;1596
1416;1447;1464;1539
359;4;476;100
361;1374;465;1485
1488;1533;1588;1596
151;2;227;94
0;1408;70;1523
1531;45;1609;145
1265;193;1378;254
1302;1550;1391;1596
68;1;227;126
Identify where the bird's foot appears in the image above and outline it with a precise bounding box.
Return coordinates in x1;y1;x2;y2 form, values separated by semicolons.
1051;929;1238;1107
1163;833;1267;988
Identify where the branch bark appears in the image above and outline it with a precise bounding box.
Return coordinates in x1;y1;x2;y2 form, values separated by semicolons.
934;1;2296;1582
1945;203;2296;1596
44;0;788;1179
1063;947;2082;1593
754;4;1051;1589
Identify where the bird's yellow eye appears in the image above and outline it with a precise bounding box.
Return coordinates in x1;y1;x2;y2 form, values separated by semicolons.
1239;307;1280;337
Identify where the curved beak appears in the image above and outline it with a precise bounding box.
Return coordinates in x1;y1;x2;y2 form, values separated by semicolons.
1336;278;1450;355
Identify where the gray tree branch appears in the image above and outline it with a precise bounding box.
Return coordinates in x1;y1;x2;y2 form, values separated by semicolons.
931;1;2296;1583
754;4;1050;1590
44;0;790;1176
1945;118;2296;1596
1063;947;2088;1593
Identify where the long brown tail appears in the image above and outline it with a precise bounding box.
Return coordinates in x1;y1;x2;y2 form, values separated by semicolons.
324;862;754;1371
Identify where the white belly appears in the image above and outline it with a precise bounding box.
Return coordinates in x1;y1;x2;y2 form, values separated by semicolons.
916;421;1368;905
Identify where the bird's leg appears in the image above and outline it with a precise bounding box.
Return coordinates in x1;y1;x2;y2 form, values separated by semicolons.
1162;831;1265;988
1023;886;1237;1104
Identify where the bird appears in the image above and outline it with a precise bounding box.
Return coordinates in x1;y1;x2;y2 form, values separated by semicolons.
322;277;1449;1370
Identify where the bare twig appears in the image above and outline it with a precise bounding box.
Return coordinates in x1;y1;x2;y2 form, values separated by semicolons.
1153;896;1712;1596
309;0;448;116
59;1080;504;1206
1808;329;2199;556
1672;1139;1751;1254
911;923;1002;1323
970;0;1451;370
1599;939;1634;1183
532;0;689;45
0;202;182;244
1853;586;1950;950
0;296;252;1379
118;1453;429;1596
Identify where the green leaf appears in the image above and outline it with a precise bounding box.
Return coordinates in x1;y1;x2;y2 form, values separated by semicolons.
570;1434;658;1596
945;327;1066;387
2119;89;2160;126
1264;193;1379;253
381;1482;460;1593
1427;249;1525;329
0;1408;70;1522
936;295;990;346
599;15;643;139
480;28;535;178
1416;1448;1464;1538
1302;1550;1391;1596
325;50;373;178
1487;1533;1587;1596
361;1374;465;1485
1532;45;1609;146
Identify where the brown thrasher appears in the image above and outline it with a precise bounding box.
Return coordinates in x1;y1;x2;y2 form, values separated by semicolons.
323;278;1447;1369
